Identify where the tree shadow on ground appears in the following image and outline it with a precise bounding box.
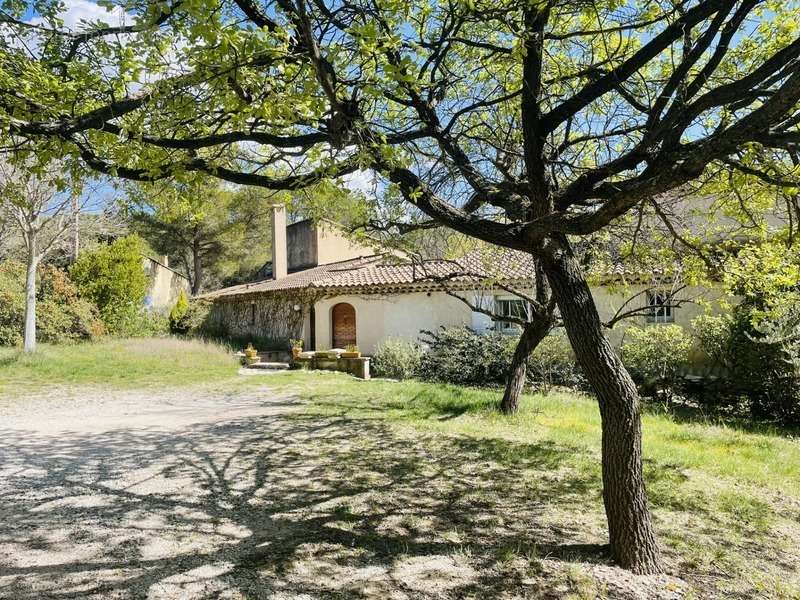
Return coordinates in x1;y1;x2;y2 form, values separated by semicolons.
0;398;625;599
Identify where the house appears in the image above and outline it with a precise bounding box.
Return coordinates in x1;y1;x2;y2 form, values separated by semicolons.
201;205;727;354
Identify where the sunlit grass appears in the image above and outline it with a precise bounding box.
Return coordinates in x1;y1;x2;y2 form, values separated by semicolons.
0;337;240;395
271;370;800;596
274;371;800;494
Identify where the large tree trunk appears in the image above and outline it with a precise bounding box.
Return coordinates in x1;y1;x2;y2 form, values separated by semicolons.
500;317;550;414
23;237;37;353
542;237;663;574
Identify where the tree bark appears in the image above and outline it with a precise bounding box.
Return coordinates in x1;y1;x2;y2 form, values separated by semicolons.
542;237;663;574
23;235;37;353
500;317;551;414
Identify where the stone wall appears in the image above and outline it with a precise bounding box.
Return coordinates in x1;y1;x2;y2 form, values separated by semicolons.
203;291;315;349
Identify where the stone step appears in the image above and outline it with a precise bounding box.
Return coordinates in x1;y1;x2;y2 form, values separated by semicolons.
245;361;291;371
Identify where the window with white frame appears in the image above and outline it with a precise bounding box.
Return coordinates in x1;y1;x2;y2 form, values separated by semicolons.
495;298;528;332
646;290;674;324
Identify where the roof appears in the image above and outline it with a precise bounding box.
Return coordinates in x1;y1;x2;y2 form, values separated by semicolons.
201;243;683;301
203;249;538;300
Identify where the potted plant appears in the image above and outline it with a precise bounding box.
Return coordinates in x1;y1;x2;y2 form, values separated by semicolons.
290;338;304;359
244;343;259;365
342;344;361;359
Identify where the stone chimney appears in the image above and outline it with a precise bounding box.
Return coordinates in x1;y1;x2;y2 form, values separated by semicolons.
271;204;287;280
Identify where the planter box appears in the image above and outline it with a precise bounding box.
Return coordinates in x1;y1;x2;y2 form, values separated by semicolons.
341;352;361;359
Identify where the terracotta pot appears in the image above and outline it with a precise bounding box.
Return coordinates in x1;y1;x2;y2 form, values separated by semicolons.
292;347;302;359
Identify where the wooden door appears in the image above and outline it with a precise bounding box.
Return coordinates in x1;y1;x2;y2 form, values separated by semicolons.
331;302;356;348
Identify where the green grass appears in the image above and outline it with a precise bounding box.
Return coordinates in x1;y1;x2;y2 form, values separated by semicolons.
268;370;800;598
273;372;800;494
0;337;241;395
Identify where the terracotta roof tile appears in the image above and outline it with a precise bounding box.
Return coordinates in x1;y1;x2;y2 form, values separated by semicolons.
203;249;537;299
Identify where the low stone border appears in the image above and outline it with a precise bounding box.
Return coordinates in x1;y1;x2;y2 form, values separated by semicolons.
293;355;371;379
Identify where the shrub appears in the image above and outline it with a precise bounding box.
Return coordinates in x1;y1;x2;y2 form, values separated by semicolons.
417;326;514;387
70;235;149;334
105;306;169;338
169;290;190;333
621;325;693;401
0;260;104;346
715;303;799;423
527;334;584;393
372;337;424;380
692;314;732;369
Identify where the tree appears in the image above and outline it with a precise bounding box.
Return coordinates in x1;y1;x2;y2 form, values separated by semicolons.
122;178;274;294
69;235;149;332
4;0;800;573
0;161;77;352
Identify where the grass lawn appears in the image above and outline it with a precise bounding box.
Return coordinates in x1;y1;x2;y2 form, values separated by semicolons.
269;370;800;599
1;339;798;598
0;337;241;396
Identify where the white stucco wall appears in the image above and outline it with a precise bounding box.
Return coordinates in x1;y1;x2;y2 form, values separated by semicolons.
309;284;732;355
313;291;473;353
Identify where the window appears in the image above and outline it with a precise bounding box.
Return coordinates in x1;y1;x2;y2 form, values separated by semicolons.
250;303;256;325
646;291;674;324
495;298;528;333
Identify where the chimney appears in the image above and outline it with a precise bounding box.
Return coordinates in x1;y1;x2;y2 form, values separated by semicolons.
160;255;169;268
271;204;287;280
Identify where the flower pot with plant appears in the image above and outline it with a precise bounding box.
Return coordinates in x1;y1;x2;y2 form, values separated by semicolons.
244;343;259;365
290;338;304;359
342;344;361;359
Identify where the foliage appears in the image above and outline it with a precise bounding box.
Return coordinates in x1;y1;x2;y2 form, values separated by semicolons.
169;290;190;334
289;338;304;349
0;260;103;346
121;179;274;293
527;334;585;393
692;314;732;370
693;306;800;424
691;243;800;424
372;337;424;380
69;235;149;335
622;325;693;401
418;327;514;387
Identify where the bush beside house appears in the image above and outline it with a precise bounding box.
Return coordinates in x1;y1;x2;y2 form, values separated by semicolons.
372;338;424;380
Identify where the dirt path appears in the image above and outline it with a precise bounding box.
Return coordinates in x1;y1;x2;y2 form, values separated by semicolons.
0;383;686;599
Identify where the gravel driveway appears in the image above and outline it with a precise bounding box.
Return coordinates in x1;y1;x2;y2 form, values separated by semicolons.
0;381;687;600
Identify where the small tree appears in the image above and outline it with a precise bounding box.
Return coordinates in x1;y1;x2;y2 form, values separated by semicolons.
169;290;190;333
0;161;77;352
69;235;149;334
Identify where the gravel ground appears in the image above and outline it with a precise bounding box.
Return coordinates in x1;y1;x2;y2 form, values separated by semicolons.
0;381;689;599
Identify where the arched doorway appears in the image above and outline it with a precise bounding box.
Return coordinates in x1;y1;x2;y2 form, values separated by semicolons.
331;302;356;348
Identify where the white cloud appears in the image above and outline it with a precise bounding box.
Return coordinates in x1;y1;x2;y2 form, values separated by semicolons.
31;0;128;31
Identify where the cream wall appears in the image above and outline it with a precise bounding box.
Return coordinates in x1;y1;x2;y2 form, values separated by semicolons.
313;291;473;353
142;257;191;313
593;284;730;345
310;284;731;355
315;223;375;265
